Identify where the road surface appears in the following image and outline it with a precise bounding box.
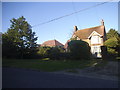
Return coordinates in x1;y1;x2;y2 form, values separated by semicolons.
2;67;118;88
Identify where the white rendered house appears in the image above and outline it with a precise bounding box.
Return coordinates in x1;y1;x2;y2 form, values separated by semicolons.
71;20;107;58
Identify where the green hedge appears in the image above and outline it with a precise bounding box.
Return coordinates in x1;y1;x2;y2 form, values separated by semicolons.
68;40;91;60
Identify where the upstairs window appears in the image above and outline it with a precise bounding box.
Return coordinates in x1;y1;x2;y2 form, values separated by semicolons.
91;35;101;44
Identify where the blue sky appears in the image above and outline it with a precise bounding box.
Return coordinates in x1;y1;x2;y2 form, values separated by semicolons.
2;2;118;44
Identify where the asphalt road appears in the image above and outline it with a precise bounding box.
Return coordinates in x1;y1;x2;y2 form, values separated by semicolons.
2;67;118;88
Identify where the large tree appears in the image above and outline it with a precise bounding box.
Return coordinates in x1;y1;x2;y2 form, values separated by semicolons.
2;16;38;59
106;28;119;39
104;29;120;56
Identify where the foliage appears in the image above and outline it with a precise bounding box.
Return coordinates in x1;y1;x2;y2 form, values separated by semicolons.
116;34;120;56
37;46;65;60
104;29;120;55
37;46;51;58
104;37;118;47
2;33;19;58
68;40;91;60
106;29;119;39
48;46;64;60
2;16;38;59
70;36;78;40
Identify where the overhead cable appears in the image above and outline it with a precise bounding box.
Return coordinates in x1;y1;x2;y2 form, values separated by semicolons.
32;0;113;28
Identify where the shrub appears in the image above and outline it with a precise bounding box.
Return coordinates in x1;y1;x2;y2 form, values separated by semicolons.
38;46;65;60
48;46;64;60
37;46;51;58
68;40;91;60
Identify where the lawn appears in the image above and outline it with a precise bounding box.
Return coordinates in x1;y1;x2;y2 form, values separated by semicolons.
2;58;101;72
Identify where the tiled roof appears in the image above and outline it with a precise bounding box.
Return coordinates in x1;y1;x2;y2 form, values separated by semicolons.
75;25;105;39
64;40;71;49
41;39;64;47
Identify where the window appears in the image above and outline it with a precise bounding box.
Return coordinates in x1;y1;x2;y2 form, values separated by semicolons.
91;35;101;44
91;46;101;57
91;46;101;54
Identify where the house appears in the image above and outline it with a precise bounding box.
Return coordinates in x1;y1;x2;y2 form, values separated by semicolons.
41;39;64;47
67;20;107;58
64;40;70;49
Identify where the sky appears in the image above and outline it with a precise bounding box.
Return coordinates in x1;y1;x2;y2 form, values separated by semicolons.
2;1;118;45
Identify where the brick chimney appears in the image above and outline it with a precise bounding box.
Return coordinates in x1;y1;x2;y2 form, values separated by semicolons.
101;19;104;26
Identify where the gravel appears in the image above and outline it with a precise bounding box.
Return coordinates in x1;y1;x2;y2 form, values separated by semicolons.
54;61;119;81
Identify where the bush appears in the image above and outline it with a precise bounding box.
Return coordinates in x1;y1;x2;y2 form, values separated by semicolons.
48;46;64;60
68;40;91;60
37;46;51;58
37;46;65;60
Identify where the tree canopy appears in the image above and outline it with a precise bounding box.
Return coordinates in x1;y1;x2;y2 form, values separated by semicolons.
106;28;119;39
104;29;120;55
2;16;38;59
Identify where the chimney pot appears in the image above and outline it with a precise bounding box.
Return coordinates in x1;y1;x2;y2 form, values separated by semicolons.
101;19;104;26
74;26;78;31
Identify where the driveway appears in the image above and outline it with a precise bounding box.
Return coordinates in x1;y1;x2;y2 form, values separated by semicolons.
2;67;118;88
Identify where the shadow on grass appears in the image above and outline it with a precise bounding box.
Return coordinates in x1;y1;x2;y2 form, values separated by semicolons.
2;58;105;72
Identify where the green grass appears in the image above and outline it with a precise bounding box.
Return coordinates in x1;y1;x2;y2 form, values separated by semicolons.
2;58;100;72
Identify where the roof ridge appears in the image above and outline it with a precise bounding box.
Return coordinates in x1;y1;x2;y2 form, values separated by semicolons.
75;25;105;39
42;39;64;46
55;40;64;46
77;25;102;31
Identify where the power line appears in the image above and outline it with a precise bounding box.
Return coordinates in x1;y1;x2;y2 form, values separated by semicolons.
71;1;81;29
32;0;113;28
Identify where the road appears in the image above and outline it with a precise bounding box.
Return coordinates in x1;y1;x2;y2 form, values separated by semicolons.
2;67;118;88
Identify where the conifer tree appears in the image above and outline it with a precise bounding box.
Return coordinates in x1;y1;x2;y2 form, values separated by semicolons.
2;16;38;58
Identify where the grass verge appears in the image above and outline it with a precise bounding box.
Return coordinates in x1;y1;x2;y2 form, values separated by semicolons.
3;58;100;72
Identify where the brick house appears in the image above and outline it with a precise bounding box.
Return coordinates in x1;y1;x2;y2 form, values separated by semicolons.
66;20;107;58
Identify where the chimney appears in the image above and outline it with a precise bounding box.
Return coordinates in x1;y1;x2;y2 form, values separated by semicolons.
74;26;78;32
101;19;104;26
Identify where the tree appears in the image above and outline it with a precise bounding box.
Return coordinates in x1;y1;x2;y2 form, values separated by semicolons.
104;29;120;56
68;40;91;60
104;37;118;54
2;16;38;59
107;29;119;39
